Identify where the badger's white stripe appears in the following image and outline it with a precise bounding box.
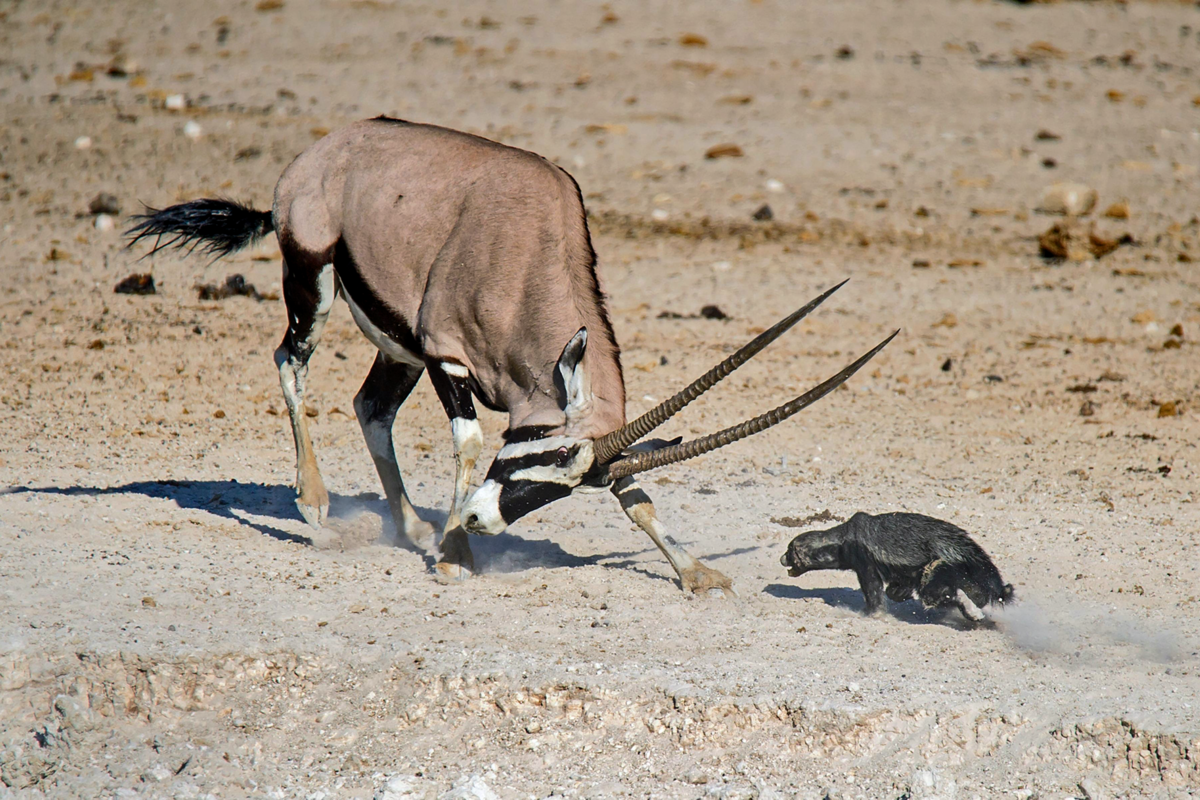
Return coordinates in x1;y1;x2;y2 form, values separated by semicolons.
343;291;423;367
956;589;986;621
441;362;469;379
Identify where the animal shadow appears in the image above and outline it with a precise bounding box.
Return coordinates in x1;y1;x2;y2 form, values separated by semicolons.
6;479;404;547
763;583;954;626
6;480;657;576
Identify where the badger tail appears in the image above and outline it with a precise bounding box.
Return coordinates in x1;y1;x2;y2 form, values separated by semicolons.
999;583;1016;605
126;198;274;259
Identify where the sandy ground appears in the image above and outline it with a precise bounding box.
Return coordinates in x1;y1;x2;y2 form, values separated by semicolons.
2;0;1200;797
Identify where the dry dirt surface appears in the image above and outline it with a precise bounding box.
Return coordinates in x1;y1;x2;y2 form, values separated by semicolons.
2;0;1200;798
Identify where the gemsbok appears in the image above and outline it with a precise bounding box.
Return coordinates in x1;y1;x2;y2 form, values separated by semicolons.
129;117;896;595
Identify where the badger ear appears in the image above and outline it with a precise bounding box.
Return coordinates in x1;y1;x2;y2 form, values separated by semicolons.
556;327;593;425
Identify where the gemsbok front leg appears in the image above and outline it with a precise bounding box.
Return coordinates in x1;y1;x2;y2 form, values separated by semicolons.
427;360;484;580
275;256;336;528
353;353;436;549
611;477;735;598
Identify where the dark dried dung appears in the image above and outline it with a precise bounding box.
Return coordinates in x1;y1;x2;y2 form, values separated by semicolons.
699;304;728;320
771;509;844;528
114;273;156;295
196;273;278;301
752;204;774;221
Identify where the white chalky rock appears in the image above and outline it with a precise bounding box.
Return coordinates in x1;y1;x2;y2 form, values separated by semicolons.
438;775;500;800
94;213;115;232
765;179;785;193
650;208;669;221
183;120;203;140
375;775;431;800
74;136;92;149
165;94;187;111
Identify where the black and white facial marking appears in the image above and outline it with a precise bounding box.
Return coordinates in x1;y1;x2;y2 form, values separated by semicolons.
460;328;605;535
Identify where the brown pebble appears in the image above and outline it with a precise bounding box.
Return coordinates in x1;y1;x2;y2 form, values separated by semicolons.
1079;400;1096;417
142;596;157;607
213;409;226;419
1104;201;1130;220
1157;401;1178;418
704;143;743;159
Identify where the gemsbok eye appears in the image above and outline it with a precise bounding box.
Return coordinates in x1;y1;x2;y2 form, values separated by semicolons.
555;447;571;468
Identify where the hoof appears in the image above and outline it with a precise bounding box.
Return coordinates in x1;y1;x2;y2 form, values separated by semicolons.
401;518;437;551
680;564;735;598
434;561;472;583
296;500;328;529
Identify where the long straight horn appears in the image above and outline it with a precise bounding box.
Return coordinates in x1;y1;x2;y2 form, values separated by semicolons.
592;280;849;464
606;330;899;480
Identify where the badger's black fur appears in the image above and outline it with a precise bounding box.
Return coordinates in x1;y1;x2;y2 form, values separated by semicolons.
780;512;1014;625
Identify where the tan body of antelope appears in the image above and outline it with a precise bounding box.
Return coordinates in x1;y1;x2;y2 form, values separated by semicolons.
130;117;895;595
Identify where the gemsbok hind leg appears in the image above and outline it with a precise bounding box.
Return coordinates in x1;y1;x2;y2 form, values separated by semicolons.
427;361;484;581
353;353;436;549
611;477;735;598
275;255;335;528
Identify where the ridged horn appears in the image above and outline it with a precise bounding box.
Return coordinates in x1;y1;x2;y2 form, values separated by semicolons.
592;280;849;464
606;330;899;480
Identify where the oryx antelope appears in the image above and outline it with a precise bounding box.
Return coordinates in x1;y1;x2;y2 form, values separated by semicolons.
129;117;896;595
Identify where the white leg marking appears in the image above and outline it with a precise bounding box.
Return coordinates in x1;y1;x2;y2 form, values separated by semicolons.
343;291;423;367
441;362;470;379
450;418;483;462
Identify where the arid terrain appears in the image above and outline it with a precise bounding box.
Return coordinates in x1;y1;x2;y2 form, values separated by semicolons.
2;0;1199;798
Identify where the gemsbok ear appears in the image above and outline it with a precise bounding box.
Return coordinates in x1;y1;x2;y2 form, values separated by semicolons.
556;327;592;425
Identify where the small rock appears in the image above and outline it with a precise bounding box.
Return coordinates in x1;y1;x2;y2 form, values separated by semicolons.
142;596;157;607
165;94;187;111
685;769;709;785
940;357;952;371
94;213;116;232
524;719;541;734
1104;201;1130;219
1157;401;1178;418
183;120;203;140
54;694;94;732
1080;400;1097;417
88;193;120;215
650;208;669;222
143;765;173;783
1035;129;1061;141
835;45;855;60
699;304;728;320
764;179;785;193
114;273;156;295
752;204;774;221
705;143;744;159
1079;777;1109;800
438;775;500;800
1039;182;1097;216
74;135;92;150
375;775;430;800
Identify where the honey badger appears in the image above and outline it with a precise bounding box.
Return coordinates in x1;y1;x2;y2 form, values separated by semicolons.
780;512;1014;624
